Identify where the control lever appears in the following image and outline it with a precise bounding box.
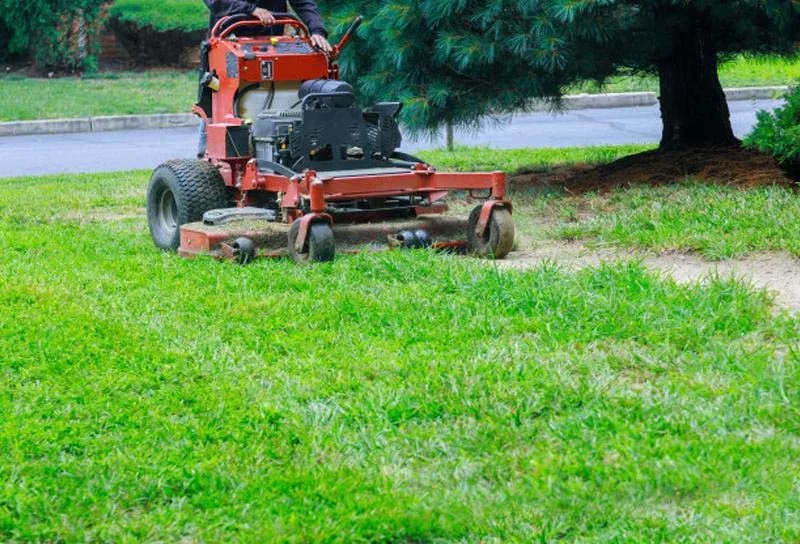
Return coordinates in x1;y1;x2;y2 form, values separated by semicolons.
332;15;364;58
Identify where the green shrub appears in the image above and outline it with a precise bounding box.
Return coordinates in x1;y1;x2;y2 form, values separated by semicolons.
0;17;15;62
0;0;104;70
105;0;207;66
744;85;800;174
107;0;207;33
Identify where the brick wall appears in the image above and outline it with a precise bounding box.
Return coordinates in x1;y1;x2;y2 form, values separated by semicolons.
98;28;131;63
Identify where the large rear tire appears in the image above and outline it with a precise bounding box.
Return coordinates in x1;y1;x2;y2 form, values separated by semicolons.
467;205;515;259
147;159;229;251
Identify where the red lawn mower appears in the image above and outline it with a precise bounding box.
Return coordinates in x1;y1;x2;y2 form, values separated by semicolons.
146;13;514;263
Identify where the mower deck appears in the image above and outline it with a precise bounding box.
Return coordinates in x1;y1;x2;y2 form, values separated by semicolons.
179;214;469;260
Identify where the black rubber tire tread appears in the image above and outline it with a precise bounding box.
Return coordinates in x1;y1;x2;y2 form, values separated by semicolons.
466;205;515;259
288;220;336;264
147;159;229;251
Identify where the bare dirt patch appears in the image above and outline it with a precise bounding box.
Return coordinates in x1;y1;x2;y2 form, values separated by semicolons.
511;147;795;194
502;243;800;311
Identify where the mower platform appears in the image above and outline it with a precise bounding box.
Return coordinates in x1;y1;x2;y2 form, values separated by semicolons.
179;214;469;261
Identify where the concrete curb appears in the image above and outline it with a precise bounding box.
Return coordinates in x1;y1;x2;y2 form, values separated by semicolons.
723;86;788;101
0;86;789;138
530;92;657;112
0;113;196;137
90;113;196;132
530;85;789;112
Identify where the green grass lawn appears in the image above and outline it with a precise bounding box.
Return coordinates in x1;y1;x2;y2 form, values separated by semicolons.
553;182;800;259
420;144;653;173
2;146;800;541
573;54;800;94
423;146;800;260
0;54;796;121
0;72;196;121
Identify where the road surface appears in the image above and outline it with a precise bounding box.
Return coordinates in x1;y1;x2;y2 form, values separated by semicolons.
0;99;781;177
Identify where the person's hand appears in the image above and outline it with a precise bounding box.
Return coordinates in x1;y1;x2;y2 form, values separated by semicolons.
310;34;333;53
251;8;275;25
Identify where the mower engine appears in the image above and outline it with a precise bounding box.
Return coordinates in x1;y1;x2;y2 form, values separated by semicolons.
252;108;302;170
252;79;404;174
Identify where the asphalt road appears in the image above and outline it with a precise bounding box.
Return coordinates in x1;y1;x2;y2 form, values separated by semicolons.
0;99;781;177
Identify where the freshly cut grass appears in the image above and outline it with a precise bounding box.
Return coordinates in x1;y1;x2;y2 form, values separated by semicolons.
1;163;800;541
554;181;800;259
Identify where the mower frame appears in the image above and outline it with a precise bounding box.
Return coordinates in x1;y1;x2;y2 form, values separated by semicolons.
177;14;512;260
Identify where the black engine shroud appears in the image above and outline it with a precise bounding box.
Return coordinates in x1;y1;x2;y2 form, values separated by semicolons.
252;79;403;174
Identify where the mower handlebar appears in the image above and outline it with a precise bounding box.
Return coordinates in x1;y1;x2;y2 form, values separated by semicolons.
211;13;309;40
332;16;364;58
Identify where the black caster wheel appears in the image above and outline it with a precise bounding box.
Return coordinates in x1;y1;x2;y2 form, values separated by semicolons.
288;220;336;264
466;205;515;259
232;237;256;265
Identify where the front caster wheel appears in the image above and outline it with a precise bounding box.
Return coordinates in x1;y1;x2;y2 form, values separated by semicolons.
467;205;515;259
232;237;256;265
288;220;336;264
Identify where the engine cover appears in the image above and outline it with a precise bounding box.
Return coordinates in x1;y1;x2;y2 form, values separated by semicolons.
251;81;405;174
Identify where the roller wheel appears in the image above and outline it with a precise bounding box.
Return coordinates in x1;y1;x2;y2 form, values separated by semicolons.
232;237;256;265
147;159;229;251
288;220;336;264
467;205;515;259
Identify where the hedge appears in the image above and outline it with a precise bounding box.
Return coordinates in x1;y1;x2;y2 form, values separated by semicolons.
107;0;208;33
106;0;208;65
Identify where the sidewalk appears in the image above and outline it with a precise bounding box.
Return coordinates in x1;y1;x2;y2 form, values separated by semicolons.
0;86;788;138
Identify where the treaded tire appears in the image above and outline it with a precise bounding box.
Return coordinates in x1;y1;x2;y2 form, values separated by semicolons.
288;220;336;264
147;159;229;251
467;205;515;259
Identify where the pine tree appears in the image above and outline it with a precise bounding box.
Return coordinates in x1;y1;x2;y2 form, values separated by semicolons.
322;0;800;150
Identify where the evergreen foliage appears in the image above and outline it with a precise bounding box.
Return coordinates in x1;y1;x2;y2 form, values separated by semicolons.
745;87;800;175
322;1;800;144
107;0;208;33
0;0;105;70
105;0;207;67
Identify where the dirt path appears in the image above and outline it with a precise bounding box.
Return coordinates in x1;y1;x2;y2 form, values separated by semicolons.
501;243;800;311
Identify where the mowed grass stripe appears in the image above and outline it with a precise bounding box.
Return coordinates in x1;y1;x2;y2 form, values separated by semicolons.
1;155;799;541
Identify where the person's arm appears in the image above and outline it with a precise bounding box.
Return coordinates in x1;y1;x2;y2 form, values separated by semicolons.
207;0;265;22
209;0;278;27
288;0;326;36
289;0;331;51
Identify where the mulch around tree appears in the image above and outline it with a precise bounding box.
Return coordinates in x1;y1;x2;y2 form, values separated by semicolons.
511;146;795;194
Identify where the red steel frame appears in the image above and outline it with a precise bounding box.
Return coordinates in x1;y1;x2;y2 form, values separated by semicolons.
194;16;511;251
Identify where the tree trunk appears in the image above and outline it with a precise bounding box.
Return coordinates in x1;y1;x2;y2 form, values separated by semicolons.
446;119;454;151
76;9;88;66
657;17;738;150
